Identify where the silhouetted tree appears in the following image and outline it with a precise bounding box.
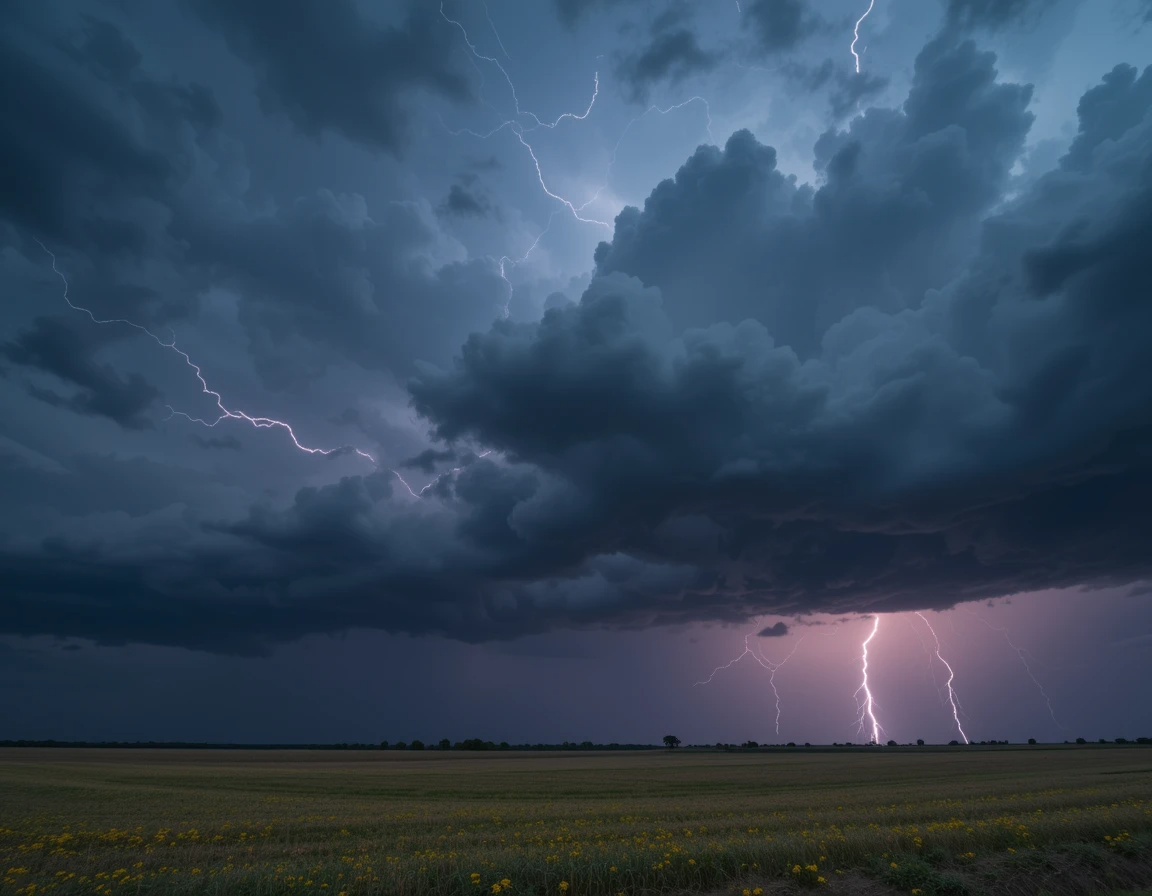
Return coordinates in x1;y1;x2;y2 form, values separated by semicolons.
379;741;389;750
1116;738;1129;744
886;740;897;747
742;740;759;748
439;738;451;750
499;742;510;750
949;740;959;746
917;739;925;746
394;741;407;750
1028;738;1037;745
410;740;425;751
1075;737;1087;744
663;735;681;749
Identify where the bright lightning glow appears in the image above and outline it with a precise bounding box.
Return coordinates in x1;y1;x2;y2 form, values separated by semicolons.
965;609;1066;731
442;1;715;312
854;614;884;744
695;630;804;737
37;243;495;499
850;0;876;74
915;612;970;744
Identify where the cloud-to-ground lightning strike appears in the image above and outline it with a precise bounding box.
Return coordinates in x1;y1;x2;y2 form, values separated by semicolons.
37;243;493;499
851;0;876;74
965;609;1067;731
695;630;804;738
915;612;970;744
854;614;884;744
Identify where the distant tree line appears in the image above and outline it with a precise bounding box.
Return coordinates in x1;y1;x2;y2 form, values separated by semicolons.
2;736;1149;750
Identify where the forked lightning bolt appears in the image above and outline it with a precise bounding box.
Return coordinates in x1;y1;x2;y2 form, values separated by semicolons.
36;243;487;498
440;2;714;308
851;0;876;74
695;630;804;737
965;609;1066;731
35;242;375;464
854;614;884;744
915;611;970;744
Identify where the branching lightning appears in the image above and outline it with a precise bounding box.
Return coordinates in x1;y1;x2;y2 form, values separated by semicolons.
36;242;375;463
915;611;970;744
695;630;805;737
440;3;714;313
854;614;884;744
965;609;1067;731
36;243;493;499
850;0;876;74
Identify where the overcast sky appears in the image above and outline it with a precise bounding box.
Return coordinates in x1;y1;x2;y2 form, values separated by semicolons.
2;0;1150;746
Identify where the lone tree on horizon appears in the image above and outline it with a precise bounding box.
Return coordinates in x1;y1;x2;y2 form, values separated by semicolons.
663;735;681;749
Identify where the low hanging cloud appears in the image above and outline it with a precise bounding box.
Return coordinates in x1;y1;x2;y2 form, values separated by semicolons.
189;0;472;156
615;6;720;104
1;24;1151;653
758;623;790;638
2;317;161;430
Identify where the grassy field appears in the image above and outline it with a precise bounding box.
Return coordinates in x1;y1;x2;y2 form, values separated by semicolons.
1;746;1150;896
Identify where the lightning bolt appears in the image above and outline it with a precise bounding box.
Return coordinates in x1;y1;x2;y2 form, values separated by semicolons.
35;243;496;499
442;3;714;313
854;614;884;744
482;2;512;62
391;449;493;498
35;242;376;464
915;611;970;744
908;616;942;694
695;629;805;738
439;0;604;218
850;0;876;74
964;608;1067;731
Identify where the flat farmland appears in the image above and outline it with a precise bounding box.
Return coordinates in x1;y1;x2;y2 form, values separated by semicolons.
1;747;1150;896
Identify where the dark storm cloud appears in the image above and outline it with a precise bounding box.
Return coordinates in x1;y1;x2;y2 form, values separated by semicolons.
189;434;242;451
2;317;160;430
552;0;638;28
189;0;471;156
0;452;211;518
944;0;1057;31
179;189;507;388
402;448;458;473
743;0;823;56
595;36;1033;356
440;183;494;219
3;19;1152;655
0;5;213;258
615;10;720;104
783;60;890;119
758;623;789;638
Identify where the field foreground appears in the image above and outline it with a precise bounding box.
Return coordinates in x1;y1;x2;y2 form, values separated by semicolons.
1;747;1150;896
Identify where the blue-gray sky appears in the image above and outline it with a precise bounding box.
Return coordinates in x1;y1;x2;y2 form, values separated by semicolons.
1;0;1150;745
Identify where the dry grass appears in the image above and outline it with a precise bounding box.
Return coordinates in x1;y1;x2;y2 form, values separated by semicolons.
1;746;1149;896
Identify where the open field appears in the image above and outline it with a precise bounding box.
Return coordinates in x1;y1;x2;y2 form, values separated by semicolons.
1;747;1150;896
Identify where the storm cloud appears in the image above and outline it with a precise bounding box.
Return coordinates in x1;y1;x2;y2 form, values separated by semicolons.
0;2;1149;661
189;0;472;156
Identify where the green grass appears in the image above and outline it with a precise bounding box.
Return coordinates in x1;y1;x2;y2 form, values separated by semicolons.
1;746;1150;895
